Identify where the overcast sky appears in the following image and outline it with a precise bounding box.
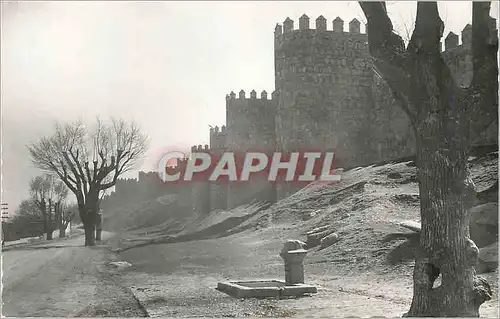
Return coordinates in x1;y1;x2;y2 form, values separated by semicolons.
1;1;499;211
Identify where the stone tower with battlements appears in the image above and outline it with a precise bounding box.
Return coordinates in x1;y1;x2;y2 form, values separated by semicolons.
273;15;416;198
224;90;277;208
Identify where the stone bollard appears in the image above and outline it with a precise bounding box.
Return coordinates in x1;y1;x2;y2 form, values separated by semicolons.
279;239;308;285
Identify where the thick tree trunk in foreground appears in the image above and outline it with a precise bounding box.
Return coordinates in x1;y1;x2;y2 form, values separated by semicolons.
82;207;97;246
54;202;65;238
80;194;99;246
408;132;490;316
59;224;66;238
360;2;497;316
84;222;96;246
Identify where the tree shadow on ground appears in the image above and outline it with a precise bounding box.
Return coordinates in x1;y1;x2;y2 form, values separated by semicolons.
381;232;420;265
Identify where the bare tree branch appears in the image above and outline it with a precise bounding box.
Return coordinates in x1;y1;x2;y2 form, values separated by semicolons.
360;1;416;123
407;2;443;54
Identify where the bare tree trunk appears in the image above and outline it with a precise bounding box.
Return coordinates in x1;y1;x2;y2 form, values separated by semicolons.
54;202;64;238
359;1;497;316
407;126;490;316
61;219;71;238
42;204;48;240
81;190;100;246
59;224;66;238
81;207;96;246
46;199;54;240
84;221;96;246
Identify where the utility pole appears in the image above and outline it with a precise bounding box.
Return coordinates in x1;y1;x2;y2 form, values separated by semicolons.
2;202;9;246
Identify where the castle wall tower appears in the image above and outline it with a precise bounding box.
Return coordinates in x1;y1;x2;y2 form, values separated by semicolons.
210;125;228;151
274;15;421;199
191;145;211;215
225;90;277;209
166;158;192;211
209;125;228;211
274;16;374;161
274;16;376;198
226;90;277;152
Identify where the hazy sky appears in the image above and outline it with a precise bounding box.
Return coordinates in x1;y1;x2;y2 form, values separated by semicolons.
1;1;499;211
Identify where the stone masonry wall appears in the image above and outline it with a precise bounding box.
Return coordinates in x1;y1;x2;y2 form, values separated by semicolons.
226;90;276;152
368;71;416;162
274;16;374;168
209;126;228;210
225;90;277;209
191;145;211;216
273;15;390;198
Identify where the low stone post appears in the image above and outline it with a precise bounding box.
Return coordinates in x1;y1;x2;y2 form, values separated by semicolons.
279;240;308;285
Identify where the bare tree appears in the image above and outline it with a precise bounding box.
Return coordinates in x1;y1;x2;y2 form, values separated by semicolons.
359;1;497;316
17;199;42;220
28;117;149;246
52;179;72;238
29;175;48;239
30;174;68;240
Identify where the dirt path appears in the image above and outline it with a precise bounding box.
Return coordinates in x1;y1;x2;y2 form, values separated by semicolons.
2;231;145;317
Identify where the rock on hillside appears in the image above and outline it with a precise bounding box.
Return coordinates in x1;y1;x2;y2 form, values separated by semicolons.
478;242;499;274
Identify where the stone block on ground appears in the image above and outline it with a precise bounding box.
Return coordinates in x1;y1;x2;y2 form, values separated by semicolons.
307;228;336;248
108;261;132;270
470;203;498;227
306;225;330;236
477;241;498;274
469;203;498;248
320;232;340;249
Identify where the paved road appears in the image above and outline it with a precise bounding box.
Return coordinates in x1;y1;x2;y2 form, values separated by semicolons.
2;232;113;317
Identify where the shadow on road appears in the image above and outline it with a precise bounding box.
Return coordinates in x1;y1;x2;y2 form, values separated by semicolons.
3;243;112;252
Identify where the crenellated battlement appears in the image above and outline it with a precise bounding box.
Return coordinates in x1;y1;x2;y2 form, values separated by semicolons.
442;18;497;53
116;177;137;183
226;89;274;101
275;15;367;36
209;125;227;135
210;125;228;151
138;171;161;183
441;19;497;87
190;144;211;153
